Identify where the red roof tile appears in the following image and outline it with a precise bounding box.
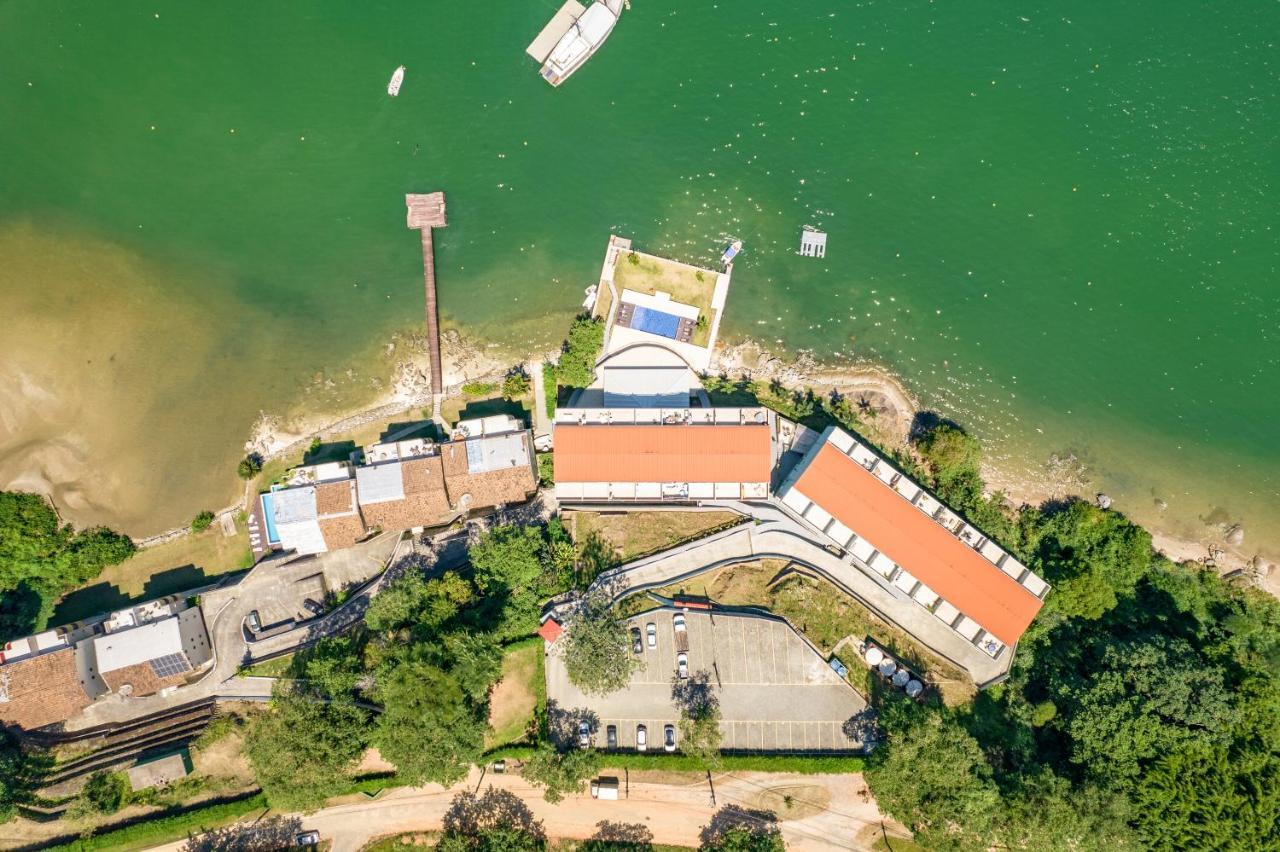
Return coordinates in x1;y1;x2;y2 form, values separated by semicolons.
554;424;772;483
537;618;563;643
795;442;1043;646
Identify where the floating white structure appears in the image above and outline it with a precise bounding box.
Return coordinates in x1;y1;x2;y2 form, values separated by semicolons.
800;228;827;258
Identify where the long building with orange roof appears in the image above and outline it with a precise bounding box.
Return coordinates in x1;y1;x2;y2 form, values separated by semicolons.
777;425;1049;657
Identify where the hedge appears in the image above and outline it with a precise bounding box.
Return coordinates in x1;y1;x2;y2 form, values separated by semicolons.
43;792;268;851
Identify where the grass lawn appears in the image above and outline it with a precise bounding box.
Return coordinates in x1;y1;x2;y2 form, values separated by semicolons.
239;654;295;679
51;523;252;625
440;391;532;431
566;510;742;565
486;640;544;750
612;251;718;346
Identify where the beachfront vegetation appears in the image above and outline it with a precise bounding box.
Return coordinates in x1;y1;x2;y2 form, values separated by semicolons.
548;315;604;391
0;490;135;639
503;369;532;400
862;419;1280;851
560;591;641;696
236;453;262;480
190;510;215;532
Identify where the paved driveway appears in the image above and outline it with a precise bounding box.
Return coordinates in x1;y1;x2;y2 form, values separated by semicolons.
546;607;867;752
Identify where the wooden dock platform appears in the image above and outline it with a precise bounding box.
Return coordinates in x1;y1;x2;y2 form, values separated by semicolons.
405;192;447;397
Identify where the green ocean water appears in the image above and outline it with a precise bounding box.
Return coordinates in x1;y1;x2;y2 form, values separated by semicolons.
1;1;1276;551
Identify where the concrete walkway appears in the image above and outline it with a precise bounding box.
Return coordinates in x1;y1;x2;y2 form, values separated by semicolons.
145;767;884;852
586;502;1010;685
529;359;552;441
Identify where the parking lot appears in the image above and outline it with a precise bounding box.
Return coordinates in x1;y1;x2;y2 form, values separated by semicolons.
545;607;868;753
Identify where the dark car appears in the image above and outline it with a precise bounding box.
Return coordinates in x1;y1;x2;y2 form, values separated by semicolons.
607;724;618;749
302;598;324;616
664;724;677;753
631;627;643;654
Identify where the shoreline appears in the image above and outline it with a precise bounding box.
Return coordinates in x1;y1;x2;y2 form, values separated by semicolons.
136;329;1272;595
709;338;1274;590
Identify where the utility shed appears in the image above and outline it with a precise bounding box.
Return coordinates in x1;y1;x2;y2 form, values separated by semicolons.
800;229;827;258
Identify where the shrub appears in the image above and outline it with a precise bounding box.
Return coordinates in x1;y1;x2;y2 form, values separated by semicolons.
191;511;215;533
236;454;262;480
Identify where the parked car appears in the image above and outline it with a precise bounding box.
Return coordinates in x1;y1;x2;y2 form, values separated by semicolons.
631;627;643;654
828;656;849;678
673;613;686;632
295;830;320;846
636;724;648;751
302;598;324;616
664;724;676;752
578;720;591;748
646;623;657;648
676;652;689;679
607;724;618;750
245;610;261;633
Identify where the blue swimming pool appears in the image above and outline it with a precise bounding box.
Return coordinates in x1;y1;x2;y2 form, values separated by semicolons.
630;305;682;339
260;493;281;544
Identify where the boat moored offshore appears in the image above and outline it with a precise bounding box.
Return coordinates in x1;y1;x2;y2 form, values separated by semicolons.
387;65;405;96
530;0;623;87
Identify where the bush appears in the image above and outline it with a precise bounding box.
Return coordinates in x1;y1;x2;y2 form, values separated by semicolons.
503;371;531;400
191;511;215;533
43;792;268;851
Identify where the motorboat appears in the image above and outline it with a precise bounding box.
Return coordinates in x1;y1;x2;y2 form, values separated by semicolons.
721;239;743;267
539;1;621;86
387;65;405;96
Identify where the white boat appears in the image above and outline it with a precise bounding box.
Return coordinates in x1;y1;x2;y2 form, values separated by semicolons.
721;239;743;267
539;1;621;86
387;65;405;97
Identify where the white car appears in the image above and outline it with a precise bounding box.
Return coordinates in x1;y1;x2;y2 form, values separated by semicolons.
646;622;657;648
673;613;686;632
636;724;648;752
676;652;689;679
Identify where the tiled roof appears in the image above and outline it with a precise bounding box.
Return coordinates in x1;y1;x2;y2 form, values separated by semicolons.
101;661;189;697
359;456;451;532
441;437;536;509
554;424;772;483
318;514;367;550
537;618;563;643
0;649;92;730
795;442;1043;645
315;480;357;517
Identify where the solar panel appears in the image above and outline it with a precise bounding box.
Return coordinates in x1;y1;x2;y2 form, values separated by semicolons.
149;653;192;679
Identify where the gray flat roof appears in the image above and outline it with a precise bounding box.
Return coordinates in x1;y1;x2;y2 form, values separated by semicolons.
545;607;869;753
356;462;405;505
271;486;318;524
94;617;184;674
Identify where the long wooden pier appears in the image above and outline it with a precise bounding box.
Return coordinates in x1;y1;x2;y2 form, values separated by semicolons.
405;192;447;398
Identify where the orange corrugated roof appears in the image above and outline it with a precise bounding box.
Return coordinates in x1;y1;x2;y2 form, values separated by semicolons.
554;424;772;483
796;442;1043;646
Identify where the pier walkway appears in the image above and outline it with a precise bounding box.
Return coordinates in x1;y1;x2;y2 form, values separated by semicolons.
406;192;447;399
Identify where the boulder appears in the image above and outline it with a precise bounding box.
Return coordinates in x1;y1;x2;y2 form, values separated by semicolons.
1225;524;1245;546
1095;493;1112;510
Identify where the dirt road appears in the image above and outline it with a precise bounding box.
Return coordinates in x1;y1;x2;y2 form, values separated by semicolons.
147;768;886;851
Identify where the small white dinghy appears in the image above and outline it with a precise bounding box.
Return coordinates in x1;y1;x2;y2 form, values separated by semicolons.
387;65;405;96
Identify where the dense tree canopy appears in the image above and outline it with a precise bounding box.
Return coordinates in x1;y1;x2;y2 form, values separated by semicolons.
522;743;600;803
0;491;134;637
553;316;604;389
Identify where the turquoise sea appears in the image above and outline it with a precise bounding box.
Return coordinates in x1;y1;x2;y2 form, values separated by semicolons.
0;1;1276;554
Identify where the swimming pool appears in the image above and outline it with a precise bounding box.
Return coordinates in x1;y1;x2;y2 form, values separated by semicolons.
260;493;281;544
629;305;682;339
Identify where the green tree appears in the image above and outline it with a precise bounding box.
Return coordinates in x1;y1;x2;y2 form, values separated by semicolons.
673;672;722;768
469;525;546;595
0;491;134;636
698;806;785;851
440;786;547;851
243;684;369;811
865;701;1000;851
554;316;604;388
237;454;262;480
503;370;531;400
1056;635;1235;785
560;594;640;696
915;422;982;501
373;660;487;787
996;770;1136;851
299;635;365;697
191;510;215;532
365;570;473;634
522;744;600;803
0;732;36;823
71;770;130;818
